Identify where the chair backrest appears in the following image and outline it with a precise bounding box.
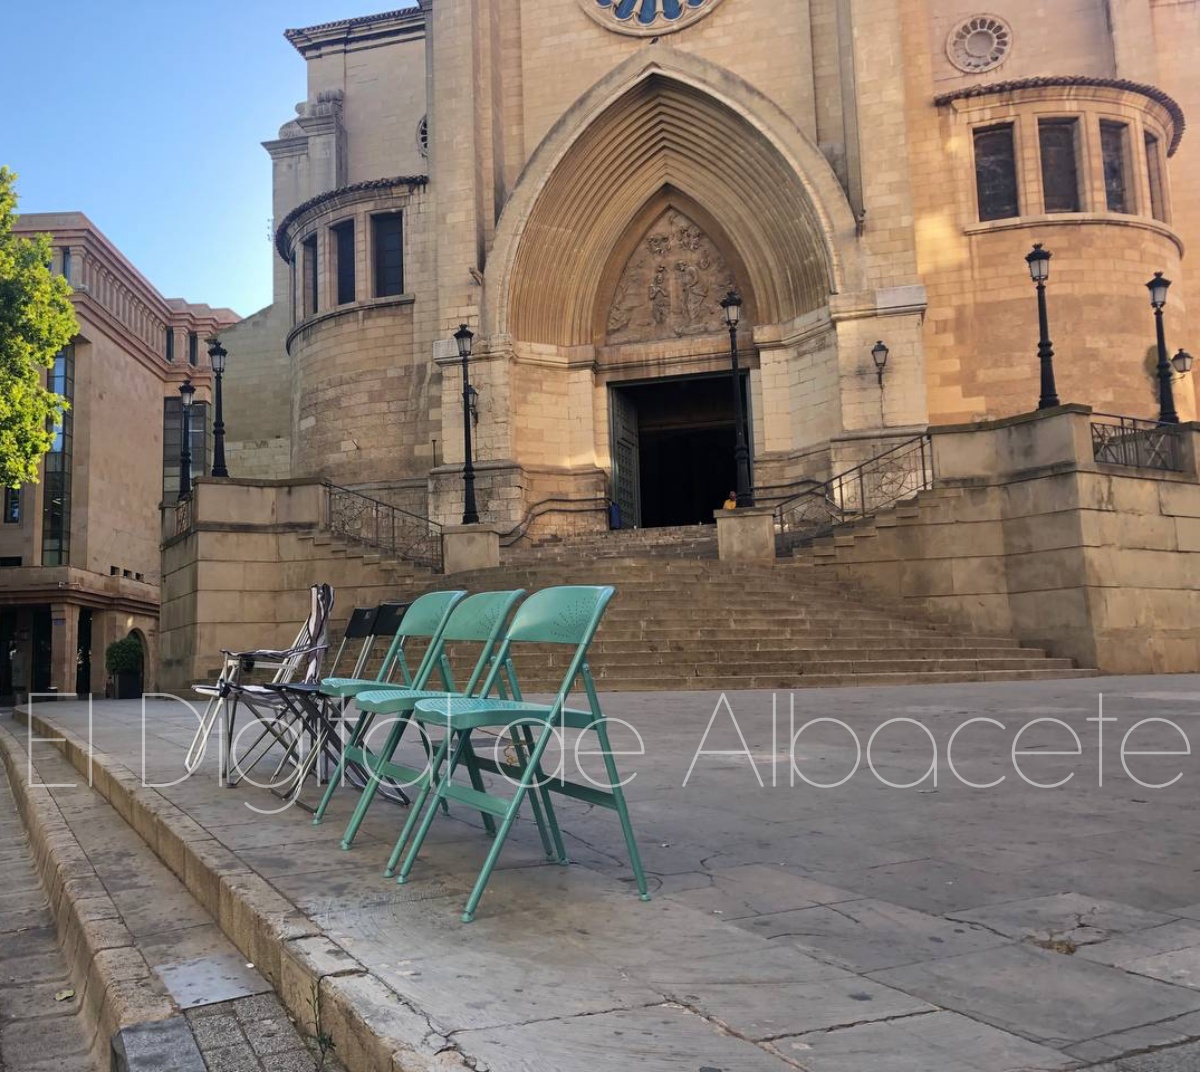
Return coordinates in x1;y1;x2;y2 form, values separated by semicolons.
438;589;526;695
481;585;615;701
377;590;467;687
298;583;335;684
330;606;381;681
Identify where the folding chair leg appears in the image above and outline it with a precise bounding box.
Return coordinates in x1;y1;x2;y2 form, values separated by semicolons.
341;716;409;850
458;719;561;923
510;728;555;861
594;719;650;901
460;742;498;838
520;724;568;864
186;692;225;773
391;733;454;880
314;706;371;824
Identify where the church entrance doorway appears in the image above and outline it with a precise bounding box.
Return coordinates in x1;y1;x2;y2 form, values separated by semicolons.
609;372;750;529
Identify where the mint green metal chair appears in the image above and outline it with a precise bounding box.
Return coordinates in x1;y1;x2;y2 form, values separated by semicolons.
312;590;465;824
396;585;650;923
329;589;531;856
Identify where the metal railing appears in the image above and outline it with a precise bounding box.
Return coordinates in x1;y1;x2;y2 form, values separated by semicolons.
775;434;934;547
324;483;443;571
1091;413;1184;472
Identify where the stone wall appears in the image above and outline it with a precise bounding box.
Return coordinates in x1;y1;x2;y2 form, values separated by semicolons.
797;406;1200;673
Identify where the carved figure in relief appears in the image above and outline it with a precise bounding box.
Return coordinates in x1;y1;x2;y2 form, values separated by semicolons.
675;261;708;332
649;265;670;325
647;232;671;256
607;275;632;333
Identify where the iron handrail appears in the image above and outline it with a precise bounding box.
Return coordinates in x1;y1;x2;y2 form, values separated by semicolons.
1090;413;1184;472
323;483;443;571
774;433;934;546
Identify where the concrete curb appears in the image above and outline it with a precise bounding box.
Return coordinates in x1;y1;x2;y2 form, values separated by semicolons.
0;719;205;1072
12;706;474;1072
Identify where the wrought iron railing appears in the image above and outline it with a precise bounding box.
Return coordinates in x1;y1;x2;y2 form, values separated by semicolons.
172;496;192;537
1091;413;1184;472
324;484;443;571
775;434;934;547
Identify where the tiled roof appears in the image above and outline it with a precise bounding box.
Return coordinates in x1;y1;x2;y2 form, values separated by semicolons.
934;77;1185;155
285;7;418;41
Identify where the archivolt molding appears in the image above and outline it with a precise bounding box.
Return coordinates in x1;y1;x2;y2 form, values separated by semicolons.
484;49;863;346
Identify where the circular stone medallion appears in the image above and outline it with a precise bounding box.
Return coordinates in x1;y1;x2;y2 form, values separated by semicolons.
946;14;1013;73
582;0;725;36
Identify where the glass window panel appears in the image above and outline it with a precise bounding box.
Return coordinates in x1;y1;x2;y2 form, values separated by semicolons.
334;220;356;305
1039;119;1080;213
372;214;404;297
1101;121;1131;214
974;124;1019;221
1145;132;1166;222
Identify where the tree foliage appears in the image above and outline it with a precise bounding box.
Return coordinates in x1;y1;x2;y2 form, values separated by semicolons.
0;167;78;487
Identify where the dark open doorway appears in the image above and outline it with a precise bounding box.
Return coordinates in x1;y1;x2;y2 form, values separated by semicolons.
610;372;750;528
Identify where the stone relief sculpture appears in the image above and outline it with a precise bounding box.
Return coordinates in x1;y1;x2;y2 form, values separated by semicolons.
606;209;734;344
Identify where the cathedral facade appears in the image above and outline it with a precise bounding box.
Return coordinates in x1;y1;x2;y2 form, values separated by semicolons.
221;0;1199;534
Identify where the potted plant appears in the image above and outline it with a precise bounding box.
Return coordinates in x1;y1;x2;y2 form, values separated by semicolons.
105;636;144;700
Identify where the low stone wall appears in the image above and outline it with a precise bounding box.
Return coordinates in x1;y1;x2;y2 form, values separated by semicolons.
158;478;429;693
799;406;1200;673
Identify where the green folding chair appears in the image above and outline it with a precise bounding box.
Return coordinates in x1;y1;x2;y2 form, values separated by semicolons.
330;589;533;858
312;590;466;824
394;585;650;922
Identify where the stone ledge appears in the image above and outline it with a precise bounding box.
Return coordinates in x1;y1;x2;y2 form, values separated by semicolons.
9;706;475;1072
0;720;191;1070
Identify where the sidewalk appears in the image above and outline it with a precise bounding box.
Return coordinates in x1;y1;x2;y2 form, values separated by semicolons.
14;675;1200;1070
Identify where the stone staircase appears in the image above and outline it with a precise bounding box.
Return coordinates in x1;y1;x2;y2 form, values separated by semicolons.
504;523;719;563
423;548;1097;692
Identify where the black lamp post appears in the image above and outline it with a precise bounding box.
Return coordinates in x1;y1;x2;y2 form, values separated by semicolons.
1026;244;1060;409
871;340;889;387
720;290;754;508
455;324;479;524
1148;272;1179;424
178;378;195;502
208;338;229;478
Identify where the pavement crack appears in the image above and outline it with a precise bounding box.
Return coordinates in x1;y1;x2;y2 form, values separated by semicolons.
760;1007;935;1043
664;997;808;1070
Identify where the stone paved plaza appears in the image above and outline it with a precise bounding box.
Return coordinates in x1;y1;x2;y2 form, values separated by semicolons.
17;675;1200;1070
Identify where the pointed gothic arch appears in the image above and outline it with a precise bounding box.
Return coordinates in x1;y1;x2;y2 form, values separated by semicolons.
485;52;862;345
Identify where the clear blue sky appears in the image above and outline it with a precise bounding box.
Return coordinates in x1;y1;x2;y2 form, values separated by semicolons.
6;0;399;318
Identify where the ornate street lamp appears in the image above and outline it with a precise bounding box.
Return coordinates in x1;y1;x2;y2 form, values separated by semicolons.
1173;349;1194;376
720;289;754;508
208;338;229;478
871;340;890;387
178;378;195;502
1026;244;1060;410
455;324;479;524
1147;272;1179;424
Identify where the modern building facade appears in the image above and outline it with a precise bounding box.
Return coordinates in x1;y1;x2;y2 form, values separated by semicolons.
0;213;237;702
220;0;1198;535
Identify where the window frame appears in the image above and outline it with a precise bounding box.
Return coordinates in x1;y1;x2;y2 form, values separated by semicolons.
1099;119;1134;215
1037;117;1082;214
1144;130;1167;223
972;121;1021;222
302;234;320;317
3;487;19;524
333;219;356;306
371;212;405;299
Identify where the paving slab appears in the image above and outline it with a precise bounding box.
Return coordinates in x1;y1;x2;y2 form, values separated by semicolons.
452;1004;794;1072
735;897;1012;971
871;944;1200;1046
778;1010;1076;1071
952;892;1174;946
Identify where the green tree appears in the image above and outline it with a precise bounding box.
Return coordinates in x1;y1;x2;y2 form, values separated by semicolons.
0;167;78;487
